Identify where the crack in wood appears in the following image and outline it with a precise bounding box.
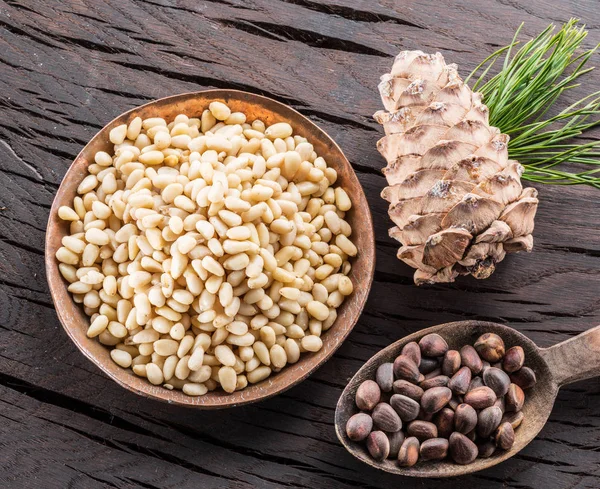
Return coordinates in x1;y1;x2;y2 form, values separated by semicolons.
108;60;310;109
279;0;424;28
237;469;312;489
0;206;52;232
0;98;67;126
0;166;63;191
497;298;551;306
21;198;52;210
115;476;164;489
7;293;54;311
0;236;45;256
514;453;576;467
536;435;600;452
0;140;49;183
0;279;46;295
279;392;336;412
218;18;391;57
129;413;352;482
29;141;75;160
0;372;172;443
63;464;121;489
156;48;223;67
0;322;37;339
4;0;38;15
299;108;379;132
85;86;156;101
0;17;59;49
537;243;600;258
62;421;247;484
25;22;137;55
140;0;253;12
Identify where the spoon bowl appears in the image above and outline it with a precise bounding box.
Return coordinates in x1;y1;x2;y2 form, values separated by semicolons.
335;320;600;477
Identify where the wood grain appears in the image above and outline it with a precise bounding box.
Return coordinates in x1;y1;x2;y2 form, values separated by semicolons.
1;0;600;487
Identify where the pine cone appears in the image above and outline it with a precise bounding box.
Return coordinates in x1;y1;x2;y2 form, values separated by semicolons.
375;51;538;285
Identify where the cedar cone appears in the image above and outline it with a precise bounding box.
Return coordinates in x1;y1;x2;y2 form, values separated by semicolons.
375;51;538;285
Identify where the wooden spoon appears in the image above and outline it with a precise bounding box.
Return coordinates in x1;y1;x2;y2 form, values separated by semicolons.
335;320;600;477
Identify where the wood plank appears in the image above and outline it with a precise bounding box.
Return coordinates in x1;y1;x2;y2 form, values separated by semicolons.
1;0;600;487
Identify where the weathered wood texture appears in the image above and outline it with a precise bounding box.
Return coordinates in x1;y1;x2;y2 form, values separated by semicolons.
0;0;599;488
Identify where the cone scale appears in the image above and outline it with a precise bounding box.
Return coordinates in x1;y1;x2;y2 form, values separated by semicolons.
375;51;538;285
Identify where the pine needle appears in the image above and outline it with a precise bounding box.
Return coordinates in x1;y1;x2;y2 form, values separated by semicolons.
468;19;600;187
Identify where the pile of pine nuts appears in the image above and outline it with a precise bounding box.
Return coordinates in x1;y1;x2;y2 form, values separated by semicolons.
55;101;357;396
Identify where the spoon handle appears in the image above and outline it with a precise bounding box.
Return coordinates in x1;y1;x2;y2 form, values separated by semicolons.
540;325;600;386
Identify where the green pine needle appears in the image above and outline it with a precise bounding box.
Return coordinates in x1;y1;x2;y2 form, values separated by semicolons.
467;19;600;188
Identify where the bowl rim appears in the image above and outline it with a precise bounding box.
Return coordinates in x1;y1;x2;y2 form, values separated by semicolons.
45;88;376;408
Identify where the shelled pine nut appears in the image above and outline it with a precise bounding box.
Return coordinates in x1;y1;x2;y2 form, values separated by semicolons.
56;102;357;396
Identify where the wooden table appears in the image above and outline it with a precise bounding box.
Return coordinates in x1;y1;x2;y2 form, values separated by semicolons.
1;1;599;487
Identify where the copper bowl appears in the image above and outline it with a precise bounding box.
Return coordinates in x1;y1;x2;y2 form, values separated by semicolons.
45;89;375;408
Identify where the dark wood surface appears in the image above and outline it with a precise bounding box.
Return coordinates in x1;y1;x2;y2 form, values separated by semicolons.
1;1;599;487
